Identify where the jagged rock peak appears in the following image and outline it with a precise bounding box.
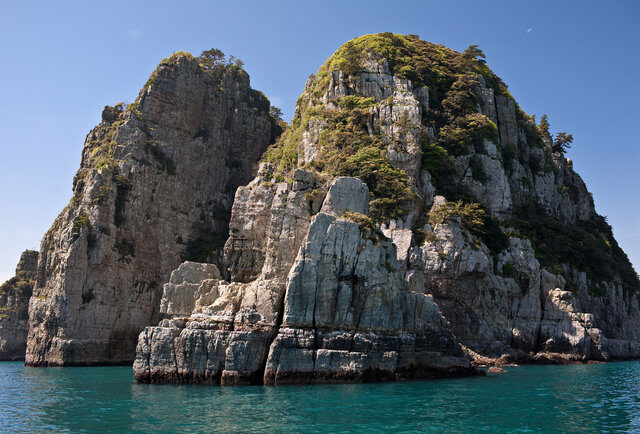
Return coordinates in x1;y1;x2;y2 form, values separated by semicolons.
15;250;39;275
25;48;280;366
255;33;639;367
261;32;637;296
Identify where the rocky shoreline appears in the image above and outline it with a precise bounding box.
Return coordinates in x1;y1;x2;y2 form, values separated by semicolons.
1;34;638;384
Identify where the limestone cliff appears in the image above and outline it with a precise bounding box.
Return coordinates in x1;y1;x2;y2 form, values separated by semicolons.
3;32;635;382
0;250;38;360
134;33;638;384
259;34;639;365
134;175;473;384
25;51;279;366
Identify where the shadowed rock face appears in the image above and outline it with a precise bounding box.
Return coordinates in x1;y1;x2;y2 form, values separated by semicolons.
25;54;278;366
0;250;38;360
134;165;317;384
413;218;619;364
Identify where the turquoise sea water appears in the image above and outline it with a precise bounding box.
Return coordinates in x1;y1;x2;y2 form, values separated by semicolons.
1;361;639;432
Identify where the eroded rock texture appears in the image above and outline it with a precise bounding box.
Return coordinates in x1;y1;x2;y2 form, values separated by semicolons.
134;177;474;384
10;34;637;381
266;210;471;384
409;212;612;365
134;34;639;384
134;166;316;383
291;34;639;365
26;54;278;366
0;250;38;360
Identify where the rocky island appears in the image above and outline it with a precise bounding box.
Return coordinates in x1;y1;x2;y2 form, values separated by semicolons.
1;33;638;385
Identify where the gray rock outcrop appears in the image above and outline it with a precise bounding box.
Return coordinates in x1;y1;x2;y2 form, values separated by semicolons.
265;210;471;384
134;177;474;384
25;53;278;366
0;250;38;360
134;167;316;383
159;261;221;316
320;177;370;216
408;219;610;364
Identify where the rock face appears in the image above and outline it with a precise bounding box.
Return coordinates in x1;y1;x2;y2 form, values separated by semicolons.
566;268;640;360
293;34;639;366
265;210;470;384
0;250;38;360
7;34;637;382
134;177;474;384
411;218;614;364
133;33;639;384
133;165;317;383
159;261;221;316
25;53;278;366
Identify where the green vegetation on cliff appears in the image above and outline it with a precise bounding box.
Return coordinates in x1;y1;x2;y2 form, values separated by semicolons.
261;32;638;295
317;33;508;97
511;207;639;295
264;99;417;222
0;270;35;298
263;33;513;223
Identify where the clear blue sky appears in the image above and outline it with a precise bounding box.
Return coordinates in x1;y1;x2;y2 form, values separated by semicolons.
0;0;638;282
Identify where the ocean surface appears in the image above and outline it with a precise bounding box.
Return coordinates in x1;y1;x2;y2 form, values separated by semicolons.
0;361;639;432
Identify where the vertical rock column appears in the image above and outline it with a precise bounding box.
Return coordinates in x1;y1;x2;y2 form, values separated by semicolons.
0;250;38;360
